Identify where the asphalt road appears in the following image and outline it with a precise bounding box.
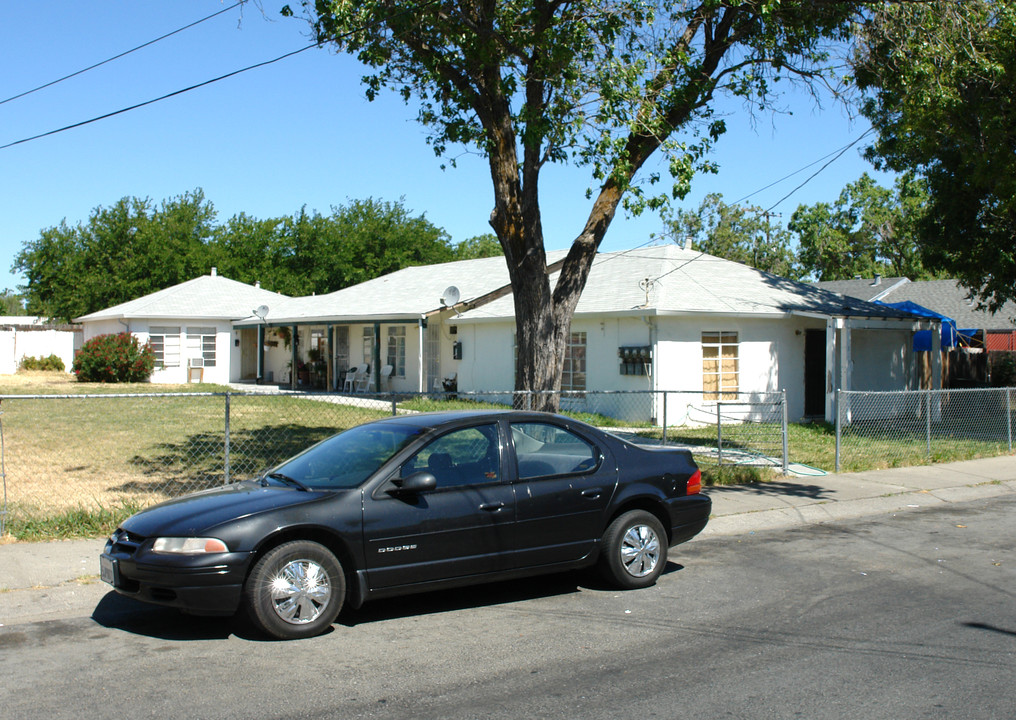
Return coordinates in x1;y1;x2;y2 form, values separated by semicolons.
2;496;1014;720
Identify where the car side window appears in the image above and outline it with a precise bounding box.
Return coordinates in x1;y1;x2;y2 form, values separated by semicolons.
511;422;599;480
401;423;501;488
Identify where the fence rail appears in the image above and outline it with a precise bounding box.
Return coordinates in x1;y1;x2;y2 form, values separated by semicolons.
0;388;787;531
835;387;1015;471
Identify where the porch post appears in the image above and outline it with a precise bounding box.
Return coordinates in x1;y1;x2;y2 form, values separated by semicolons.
418;319;426;393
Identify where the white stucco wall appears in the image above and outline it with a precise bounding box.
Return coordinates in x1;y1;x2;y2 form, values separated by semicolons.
80;319;234;384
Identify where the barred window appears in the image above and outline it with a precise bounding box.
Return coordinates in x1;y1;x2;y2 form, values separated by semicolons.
702;331;738;400
387;326;406;377
561;332;587;393
149;326;181;368
186;327;216;368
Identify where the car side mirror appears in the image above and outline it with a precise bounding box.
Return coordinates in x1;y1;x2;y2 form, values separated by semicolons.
390;471;437;495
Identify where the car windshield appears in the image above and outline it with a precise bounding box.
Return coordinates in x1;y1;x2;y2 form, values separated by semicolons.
269;423;425;490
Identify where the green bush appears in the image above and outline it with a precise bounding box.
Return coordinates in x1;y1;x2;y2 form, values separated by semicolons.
72;332;156;383
18;354;66;372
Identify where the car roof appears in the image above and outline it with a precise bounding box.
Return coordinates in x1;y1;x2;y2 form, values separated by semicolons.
369;409;572;431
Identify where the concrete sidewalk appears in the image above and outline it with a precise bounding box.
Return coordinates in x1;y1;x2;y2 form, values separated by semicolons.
1;455;1014;623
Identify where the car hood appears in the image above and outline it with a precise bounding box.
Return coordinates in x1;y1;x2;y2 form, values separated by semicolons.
121;482;348;537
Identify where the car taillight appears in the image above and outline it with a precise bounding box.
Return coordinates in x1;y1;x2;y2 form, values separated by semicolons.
686;469;702;495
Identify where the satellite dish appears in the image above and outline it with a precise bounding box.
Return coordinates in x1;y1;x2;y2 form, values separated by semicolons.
440;286;461;307
253;305;269;320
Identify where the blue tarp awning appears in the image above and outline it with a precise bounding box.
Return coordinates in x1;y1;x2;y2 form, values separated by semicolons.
875;300;966;351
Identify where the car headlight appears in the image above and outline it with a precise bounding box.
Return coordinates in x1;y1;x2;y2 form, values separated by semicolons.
152;537;229;554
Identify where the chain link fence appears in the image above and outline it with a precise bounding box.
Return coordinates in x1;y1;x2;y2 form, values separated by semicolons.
0;388;787;531
835;387;1015;472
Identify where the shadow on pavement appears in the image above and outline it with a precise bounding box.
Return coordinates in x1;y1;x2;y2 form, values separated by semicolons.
91;563;685;639
707;480;832;500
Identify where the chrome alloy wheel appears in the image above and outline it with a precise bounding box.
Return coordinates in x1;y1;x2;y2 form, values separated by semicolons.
619;524;662;578
268;558;332;625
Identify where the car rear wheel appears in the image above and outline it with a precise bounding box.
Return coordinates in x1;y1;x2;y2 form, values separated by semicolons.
599;510;667;589
244;540;345;640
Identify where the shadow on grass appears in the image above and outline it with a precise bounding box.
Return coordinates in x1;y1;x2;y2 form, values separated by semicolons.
112;423;339;496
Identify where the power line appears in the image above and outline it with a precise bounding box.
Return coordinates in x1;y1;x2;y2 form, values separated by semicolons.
0;42;321;152
730;128;876;208
0;2;243;107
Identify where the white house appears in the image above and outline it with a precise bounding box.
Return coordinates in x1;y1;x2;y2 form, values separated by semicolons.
74;247;937;423
75;270;289;385
450;246;935;423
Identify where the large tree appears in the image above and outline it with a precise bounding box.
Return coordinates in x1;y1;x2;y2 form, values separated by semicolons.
13;190;216;321
661;193;800;279
289;0;859;407
789;172;936;281
853;0;1016;310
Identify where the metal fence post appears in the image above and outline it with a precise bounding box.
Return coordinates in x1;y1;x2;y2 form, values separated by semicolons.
716;402;723;466
835;390;841;473
781;390;789;475
1007;388;1013;454
661;391;668;446
925;390;932;459
391;392;398;416
224;392;231;485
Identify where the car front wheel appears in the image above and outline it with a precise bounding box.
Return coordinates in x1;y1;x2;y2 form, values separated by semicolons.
599;510;668;589
244;540;345;640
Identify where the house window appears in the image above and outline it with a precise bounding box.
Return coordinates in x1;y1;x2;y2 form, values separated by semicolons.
387;326;406;377
512;331;587;394
562;332;587;394
362;326;373;368
186;327;216;368
149;326;181;368
702;331;738;400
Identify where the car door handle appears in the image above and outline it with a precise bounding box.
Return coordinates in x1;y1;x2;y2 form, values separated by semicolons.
581;488;603;499
479;502;505;512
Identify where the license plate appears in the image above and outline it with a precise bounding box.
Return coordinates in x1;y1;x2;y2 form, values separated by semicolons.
99;554;118;586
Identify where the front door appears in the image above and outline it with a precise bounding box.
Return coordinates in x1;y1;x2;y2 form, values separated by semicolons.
804;329;827;418
363;422;515;589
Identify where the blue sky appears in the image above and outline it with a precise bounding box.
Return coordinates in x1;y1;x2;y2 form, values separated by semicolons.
0;1;892;293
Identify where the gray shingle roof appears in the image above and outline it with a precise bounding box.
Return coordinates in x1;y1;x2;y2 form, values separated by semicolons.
263;252;569;324
75;273;290;322
457;245;914;321
815;278;1016;330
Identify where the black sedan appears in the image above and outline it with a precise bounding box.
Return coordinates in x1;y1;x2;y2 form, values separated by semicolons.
101;410;710;639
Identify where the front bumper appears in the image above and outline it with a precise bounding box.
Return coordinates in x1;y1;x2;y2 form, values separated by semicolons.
664;493;712;546
102;537;252;616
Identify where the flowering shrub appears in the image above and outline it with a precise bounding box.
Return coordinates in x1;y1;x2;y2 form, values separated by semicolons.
72;332;156;383
19;354;66;372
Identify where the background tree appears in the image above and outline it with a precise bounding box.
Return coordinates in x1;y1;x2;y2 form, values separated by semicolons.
853;0;1016;309
789;173;936;281
661;194;800;279
453;233;503;260
288;0;860;407
0;289;28;316
13;190;216;321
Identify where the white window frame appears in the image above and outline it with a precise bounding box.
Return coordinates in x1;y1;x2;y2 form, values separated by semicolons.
149;326;181;368
702;331;739;401
186;327;217;368
387;326;406;377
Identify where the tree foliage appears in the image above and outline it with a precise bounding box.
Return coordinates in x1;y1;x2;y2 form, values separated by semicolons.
14;192;458;321
13;190;216;322
853;0;1016;309
287;0;860;404
661;194;799;279
789;173;937;281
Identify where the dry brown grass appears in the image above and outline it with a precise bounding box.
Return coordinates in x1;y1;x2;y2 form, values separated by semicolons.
1;372;387;518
